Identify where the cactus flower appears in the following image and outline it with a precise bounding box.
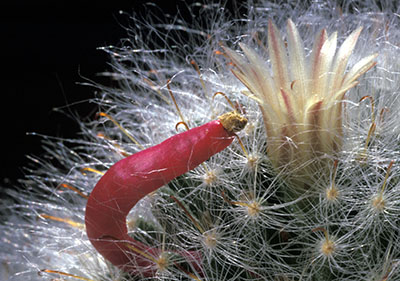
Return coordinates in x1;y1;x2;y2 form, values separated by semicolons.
224;19;377;191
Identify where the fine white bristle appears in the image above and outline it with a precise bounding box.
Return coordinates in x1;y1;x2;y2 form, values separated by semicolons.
1;1;400;280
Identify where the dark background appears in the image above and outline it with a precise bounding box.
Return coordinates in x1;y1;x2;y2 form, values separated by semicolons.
1;1;243;189
1;2;131;187
0;1;186;187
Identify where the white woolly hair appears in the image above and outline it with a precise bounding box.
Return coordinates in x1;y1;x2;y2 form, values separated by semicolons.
1;1;400;280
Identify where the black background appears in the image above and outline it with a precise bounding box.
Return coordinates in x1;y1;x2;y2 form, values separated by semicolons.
1;2;131;187
1;1;243;189
0;1;187;186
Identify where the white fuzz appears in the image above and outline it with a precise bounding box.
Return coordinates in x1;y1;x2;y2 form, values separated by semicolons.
1;1;400;280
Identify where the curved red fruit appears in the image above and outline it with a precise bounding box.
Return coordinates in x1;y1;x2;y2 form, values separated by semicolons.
85;113;246;276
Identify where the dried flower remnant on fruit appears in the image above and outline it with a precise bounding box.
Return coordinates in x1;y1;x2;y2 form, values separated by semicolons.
218;111;248;133
224;19;377;192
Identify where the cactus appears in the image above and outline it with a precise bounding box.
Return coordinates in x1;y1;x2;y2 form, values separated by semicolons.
1;1;400;280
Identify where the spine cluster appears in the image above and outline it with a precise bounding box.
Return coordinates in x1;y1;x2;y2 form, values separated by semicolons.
1;1;399;280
